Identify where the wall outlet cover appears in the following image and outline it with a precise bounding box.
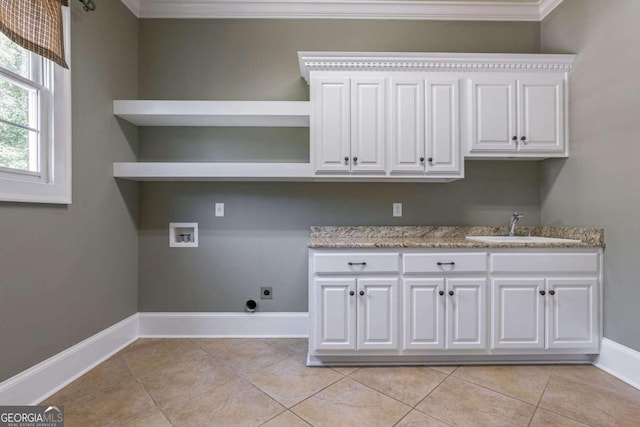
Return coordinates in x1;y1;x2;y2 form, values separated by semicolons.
215;203;224;217
393;203;402;217
260;287;273;300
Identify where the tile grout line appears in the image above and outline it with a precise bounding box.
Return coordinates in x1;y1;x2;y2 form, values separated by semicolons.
532;371;598;427
446;370;542;408
526;369;554;427
409;366;458;427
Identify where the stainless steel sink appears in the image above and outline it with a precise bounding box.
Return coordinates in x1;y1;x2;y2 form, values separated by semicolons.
465;236;582;244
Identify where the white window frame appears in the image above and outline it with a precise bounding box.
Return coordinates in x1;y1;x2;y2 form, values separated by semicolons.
0;7;71;204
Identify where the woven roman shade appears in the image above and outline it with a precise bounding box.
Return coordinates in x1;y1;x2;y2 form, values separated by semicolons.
0;0;69;69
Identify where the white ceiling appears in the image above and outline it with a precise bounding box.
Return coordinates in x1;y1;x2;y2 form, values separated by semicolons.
120;0;564;21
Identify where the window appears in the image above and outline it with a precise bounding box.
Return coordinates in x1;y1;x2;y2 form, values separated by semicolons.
0;8;71;204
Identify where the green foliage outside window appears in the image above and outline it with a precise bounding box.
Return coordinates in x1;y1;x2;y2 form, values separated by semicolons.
0;32;32;171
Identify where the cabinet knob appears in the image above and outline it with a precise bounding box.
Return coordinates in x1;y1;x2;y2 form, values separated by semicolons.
448;290;454;296
344;156;349;162
539;290;546;296
439;290;444;296
549;290;556;296
359;290;365;296
428;157;433;163
353;157;358;162
521;136;528;144
420;157;425;162
512;136;518;141
349;290;355;296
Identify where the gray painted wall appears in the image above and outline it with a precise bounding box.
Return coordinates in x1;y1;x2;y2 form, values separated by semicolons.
138;19;542;312
0;2;139;382
541;0;640;351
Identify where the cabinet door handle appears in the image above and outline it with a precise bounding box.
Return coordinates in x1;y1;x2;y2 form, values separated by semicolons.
348;262;367;266
353;157;358;162
428;157;434;163
439;290;444;296
359;290;365;296
420;157;425;163
539;290;546;296
437;262;455;266
512;136;518;141
549;290;556;296
448;290;454;296
344;156;349;162
349;290;355;296
521;136;528;144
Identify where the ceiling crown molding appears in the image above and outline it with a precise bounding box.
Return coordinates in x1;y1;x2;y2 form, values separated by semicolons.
121;0;564;21
298;52;576;82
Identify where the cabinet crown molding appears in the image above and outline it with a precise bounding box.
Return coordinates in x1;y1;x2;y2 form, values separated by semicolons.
298;52;576;83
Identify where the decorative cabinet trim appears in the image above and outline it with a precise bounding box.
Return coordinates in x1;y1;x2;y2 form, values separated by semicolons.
299;52;576;83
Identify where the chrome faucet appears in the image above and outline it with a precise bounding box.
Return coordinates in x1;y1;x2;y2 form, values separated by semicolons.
508;212;524;236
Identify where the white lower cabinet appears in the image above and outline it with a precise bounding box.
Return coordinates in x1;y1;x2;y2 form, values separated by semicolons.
313;277;399;352
404;278;486;350
309;248;601;362
492;277;598;351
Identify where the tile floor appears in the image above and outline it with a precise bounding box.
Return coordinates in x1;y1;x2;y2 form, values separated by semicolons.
42;339;640;426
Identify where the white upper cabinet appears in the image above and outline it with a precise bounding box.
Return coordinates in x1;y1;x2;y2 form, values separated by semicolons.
468;73;567;158
425;76;462;176
351;78;387;173
518;75;565;153
389;77;425;174
312;77;351;173
312;75;387;175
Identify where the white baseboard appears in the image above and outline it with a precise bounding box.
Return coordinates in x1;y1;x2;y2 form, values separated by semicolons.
594;338;640;390
138;312;308;338
0;313;139;405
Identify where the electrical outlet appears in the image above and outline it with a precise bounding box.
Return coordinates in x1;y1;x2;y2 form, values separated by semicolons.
260;287;273;300
215;203;224;217
393;203;402;217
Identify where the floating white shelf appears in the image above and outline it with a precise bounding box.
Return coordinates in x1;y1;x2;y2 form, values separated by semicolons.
113;100;311;127
112;162;459;182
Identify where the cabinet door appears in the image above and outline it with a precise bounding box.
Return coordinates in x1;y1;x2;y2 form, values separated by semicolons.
468;76;517;153
351;78;386;174
546;278;598;350
357;278;399;350
312;77;351;173
314;278;357;351
492;278;545;349
517;75;565;154
425;77;462;175
446;278;487;350
389;78;425;173
403;278;445;350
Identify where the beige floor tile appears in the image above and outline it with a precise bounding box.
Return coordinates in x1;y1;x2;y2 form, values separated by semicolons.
292;377;411;427
540;375;640;427
121;339;208;380
430;366;458;375
452;365;552;405
396;409;450;427
206;338;292;376
124;412;173;427
164;378;285;427
261;410;311;427
266;338;309;355
61;382;161;427
416;377;535;427
552;364;635;394
330;366;360;376
247;354;343;408
529;409;590;427
140;356;239;409
42;356;139;405
350;366;447;406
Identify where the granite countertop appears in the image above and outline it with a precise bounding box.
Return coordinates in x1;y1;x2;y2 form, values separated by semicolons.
308;226;605;249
